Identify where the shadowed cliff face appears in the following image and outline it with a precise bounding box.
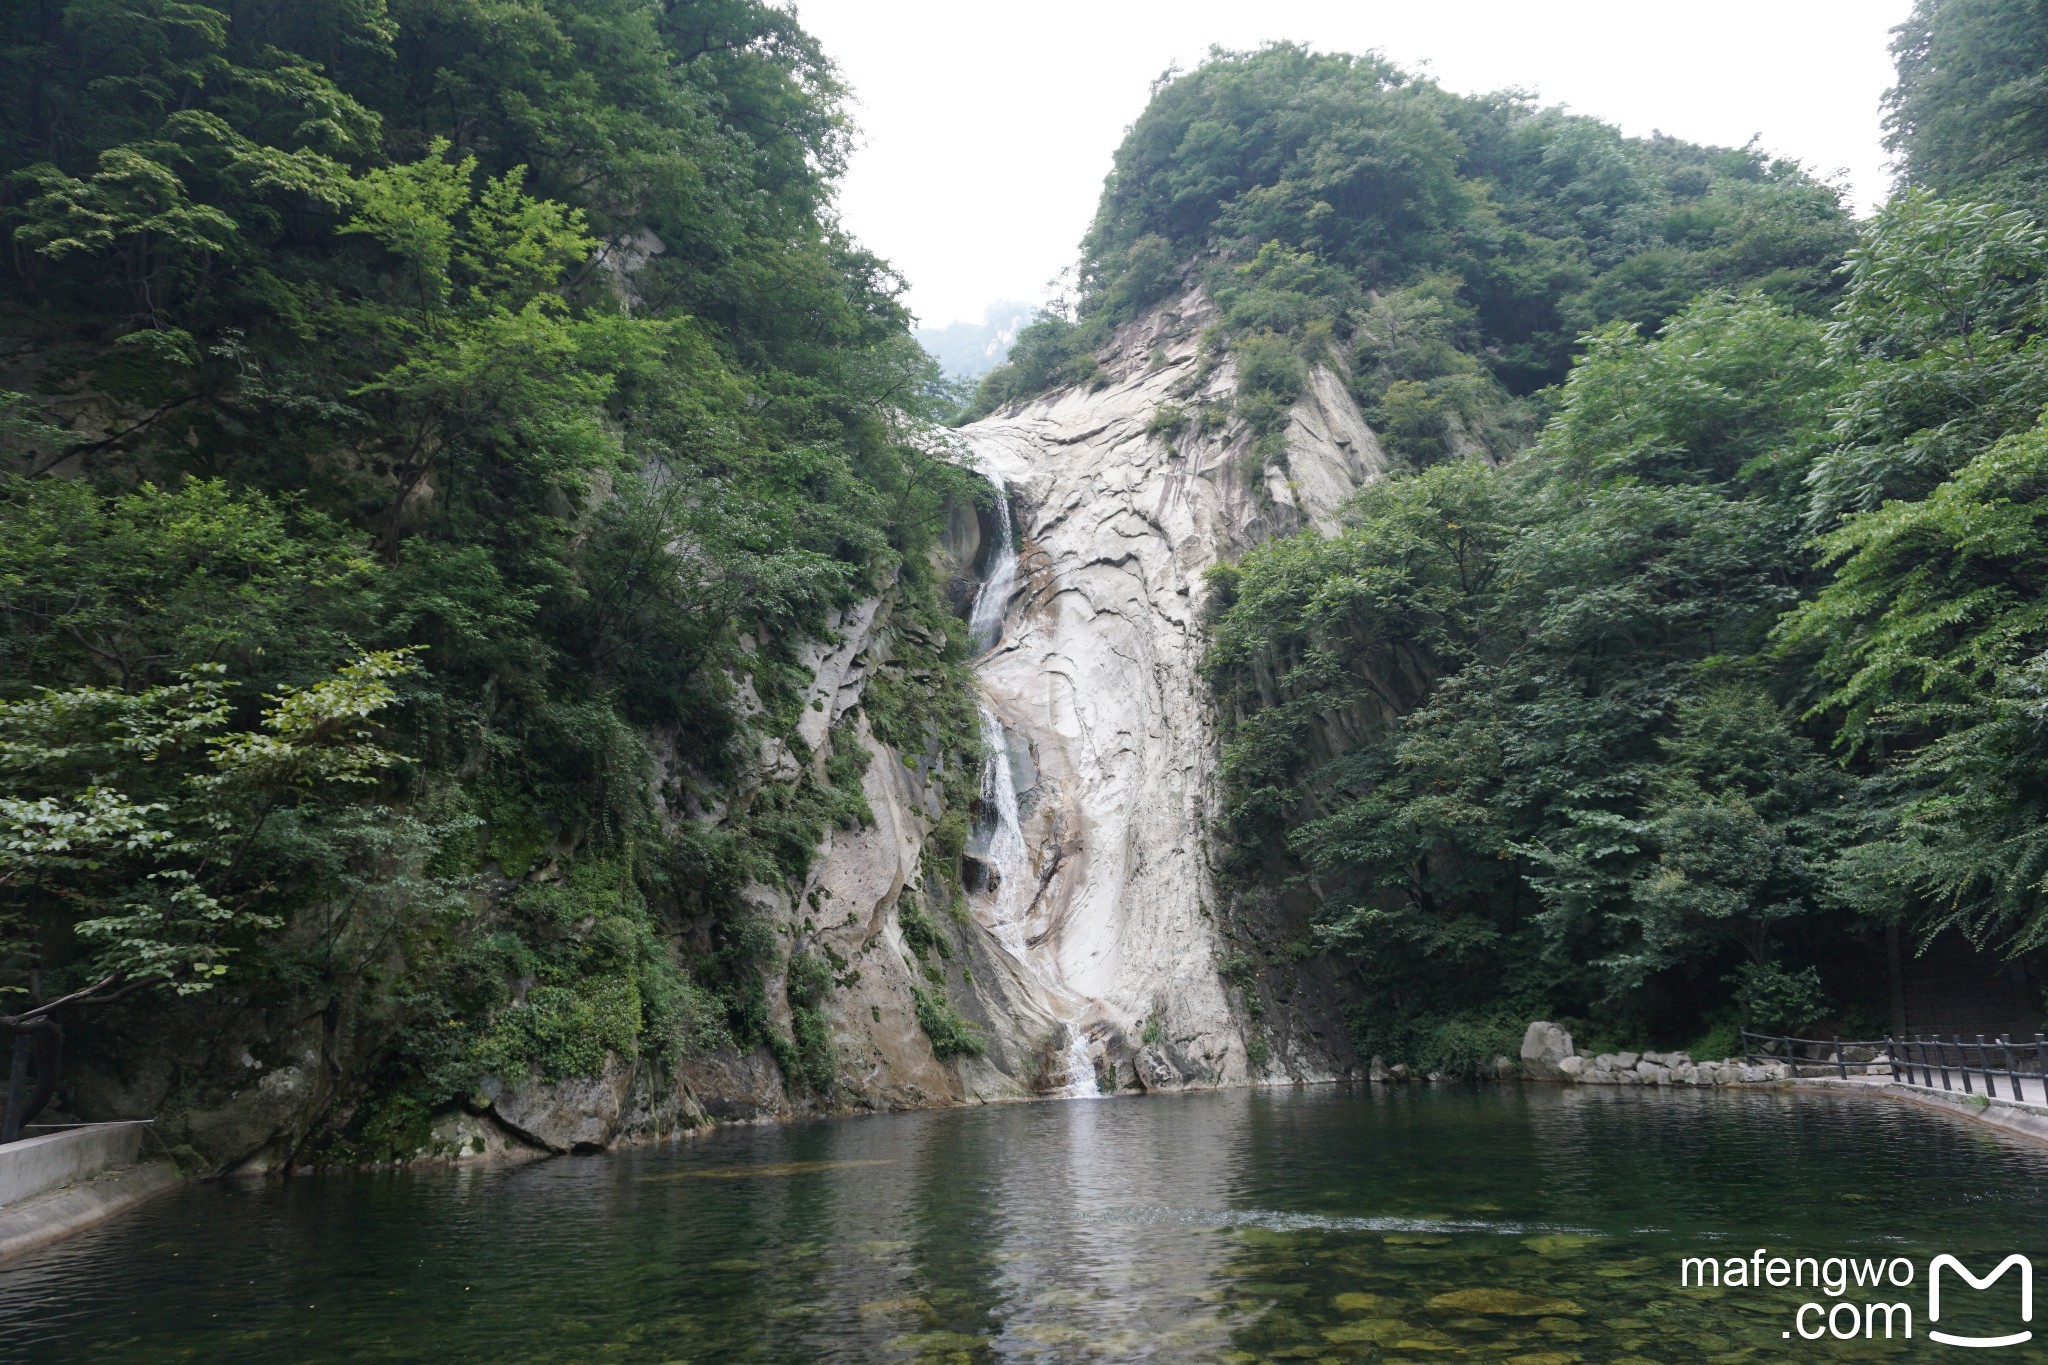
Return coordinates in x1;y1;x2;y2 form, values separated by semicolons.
959;290;1388;1089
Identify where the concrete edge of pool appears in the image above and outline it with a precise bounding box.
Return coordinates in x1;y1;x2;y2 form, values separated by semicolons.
0;1158;182;1265
1791;1075;2048;1146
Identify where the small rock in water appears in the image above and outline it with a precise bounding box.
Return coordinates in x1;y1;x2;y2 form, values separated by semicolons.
1522;1233;1604;1256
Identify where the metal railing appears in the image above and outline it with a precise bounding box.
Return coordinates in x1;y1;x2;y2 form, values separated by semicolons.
1742;1029;2048;1104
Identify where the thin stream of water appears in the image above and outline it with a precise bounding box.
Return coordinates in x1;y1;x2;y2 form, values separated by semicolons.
966;479;1015;655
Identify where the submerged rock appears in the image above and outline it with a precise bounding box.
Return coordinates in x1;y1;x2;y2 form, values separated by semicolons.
1427;1288;1584;1317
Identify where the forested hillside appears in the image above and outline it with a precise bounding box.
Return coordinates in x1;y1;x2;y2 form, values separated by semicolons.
0;0;987;1160
965;6;2048;1073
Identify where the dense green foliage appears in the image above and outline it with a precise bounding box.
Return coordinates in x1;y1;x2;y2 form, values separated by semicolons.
966;42;1853;438
0;0;984;1151
1887;0;2048;203
1198;7;2048;1069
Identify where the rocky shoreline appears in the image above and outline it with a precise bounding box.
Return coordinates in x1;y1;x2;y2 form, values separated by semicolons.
1516;1021;1792;1087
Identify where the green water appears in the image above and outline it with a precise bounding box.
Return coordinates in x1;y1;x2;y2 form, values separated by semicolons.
3;1085;2044;1362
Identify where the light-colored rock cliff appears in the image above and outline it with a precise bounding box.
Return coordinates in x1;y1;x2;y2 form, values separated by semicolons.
958;290;1388;1086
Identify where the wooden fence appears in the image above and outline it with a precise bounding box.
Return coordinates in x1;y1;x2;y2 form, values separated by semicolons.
1742;1029;2048;1104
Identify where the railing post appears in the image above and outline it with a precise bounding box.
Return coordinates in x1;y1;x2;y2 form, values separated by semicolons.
1887;1035;1900;1084
1955;1035;1973;1094
1835;1033;1848;1081
2001;1035;2023;1104
1936;1037;1952;1091
0;1031;27;1145
1978;1033;1997;1099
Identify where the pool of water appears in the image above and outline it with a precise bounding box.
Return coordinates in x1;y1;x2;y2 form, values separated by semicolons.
3;1085;2043;1361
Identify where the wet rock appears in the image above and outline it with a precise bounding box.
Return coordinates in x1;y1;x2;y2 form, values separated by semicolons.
1369;1055;1391;1083
1557;1055;1589;1079
1520;1021;1576;1080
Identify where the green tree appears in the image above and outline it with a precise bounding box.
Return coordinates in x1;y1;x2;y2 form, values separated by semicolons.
1886;0;2048;199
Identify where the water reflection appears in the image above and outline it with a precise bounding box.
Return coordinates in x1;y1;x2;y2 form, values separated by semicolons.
3;1085;2044;1361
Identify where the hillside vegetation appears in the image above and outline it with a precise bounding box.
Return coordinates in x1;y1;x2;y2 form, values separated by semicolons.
1175;6;2048;1069
967;41;1852;451
963;8;2048;1070
0;0;985;1157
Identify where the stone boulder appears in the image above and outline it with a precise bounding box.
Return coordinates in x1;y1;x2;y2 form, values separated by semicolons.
1520;1021;1576;1080
484;1053;637;1153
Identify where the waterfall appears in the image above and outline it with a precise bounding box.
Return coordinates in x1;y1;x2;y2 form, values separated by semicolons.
967;481;1015;655
967;474;1097;1099
974;705;1097;1099
976;704;1031;958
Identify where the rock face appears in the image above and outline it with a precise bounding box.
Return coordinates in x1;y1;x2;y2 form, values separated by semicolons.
960;289;1388;1084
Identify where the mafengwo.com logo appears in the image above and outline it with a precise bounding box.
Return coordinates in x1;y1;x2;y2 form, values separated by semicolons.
1679;1249;2034;1347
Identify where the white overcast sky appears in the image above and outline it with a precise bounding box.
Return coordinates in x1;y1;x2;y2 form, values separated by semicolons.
793;0;1915;328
